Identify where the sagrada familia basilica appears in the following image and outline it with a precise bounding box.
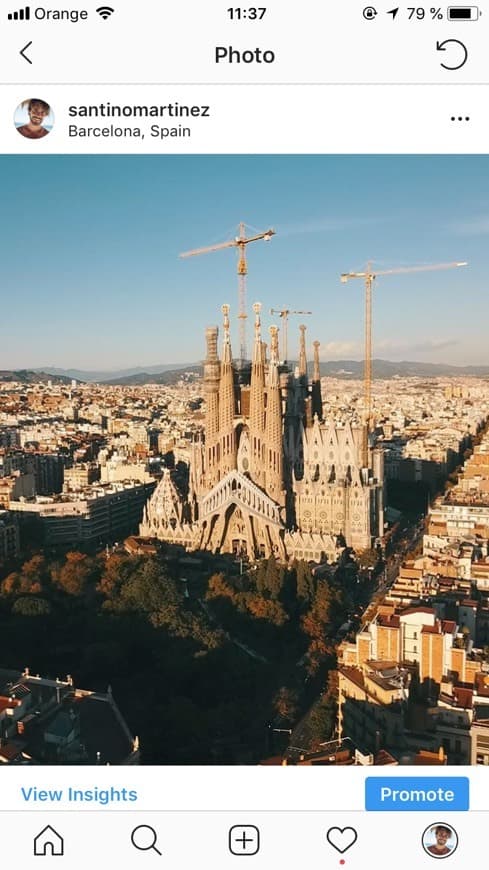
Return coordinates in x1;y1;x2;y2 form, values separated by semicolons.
140;303;384;562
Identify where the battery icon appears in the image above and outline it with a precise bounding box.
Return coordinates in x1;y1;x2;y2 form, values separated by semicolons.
447;6;480;18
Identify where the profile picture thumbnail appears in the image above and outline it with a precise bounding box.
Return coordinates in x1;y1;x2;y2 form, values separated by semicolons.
422;823;458;859
14;98;54;140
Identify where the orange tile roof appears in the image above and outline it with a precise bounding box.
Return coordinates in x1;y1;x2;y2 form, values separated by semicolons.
453;687;473;708
377;615;400;628
401;606;435;616
0;696;20;714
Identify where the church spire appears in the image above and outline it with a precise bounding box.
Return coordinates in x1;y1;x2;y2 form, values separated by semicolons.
252;302;262;365
221;303;231;363
313;339;320;382
249;302;265;483
311;339;323;421
203;325;220;485
250;302;265;429
265;324;283;503
218;304;236;475
269;324;280;386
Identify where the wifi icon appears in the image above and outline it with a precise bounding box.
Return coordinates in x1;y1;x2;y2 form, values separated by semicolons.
96;5;114;19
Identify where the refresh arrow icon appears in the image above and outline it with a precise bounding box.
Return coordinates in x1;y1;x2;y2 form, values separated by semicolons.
436;39;468;70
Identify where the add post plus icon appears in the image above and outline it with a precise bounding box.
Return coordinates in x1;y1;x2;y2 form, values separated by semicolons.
229;826;260;856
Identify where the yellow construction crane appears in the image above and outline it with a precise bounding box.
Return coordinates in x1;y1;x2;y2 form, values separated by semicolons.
180;222;275;365
340;260;468;465
269;308;312;363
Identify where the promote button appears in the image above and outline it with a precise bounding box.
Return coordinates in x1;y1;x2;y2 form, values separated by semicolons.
365;777;469;811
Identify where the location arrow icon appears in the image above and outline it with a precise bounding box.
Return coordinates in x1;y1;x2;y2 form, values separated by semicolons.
387;7;399;17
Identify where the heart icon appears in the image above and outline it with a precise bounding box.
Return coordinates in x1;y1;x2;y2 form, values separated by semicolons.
326;827;358;854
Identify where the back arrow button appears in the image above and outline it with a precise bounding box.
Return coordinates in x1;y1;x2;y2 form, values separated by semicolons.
20;41;33;64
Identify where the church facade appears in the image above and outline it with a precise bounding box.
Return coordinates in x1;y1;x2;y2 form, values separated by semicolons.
140;303;384;562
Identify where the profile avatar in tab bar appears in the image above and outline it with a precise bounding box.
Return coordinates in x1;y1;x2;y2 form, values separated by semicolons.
422;823;459;859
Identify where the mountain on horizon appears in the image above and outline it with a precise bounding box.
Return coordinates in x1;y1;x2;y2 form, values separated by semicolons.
0;370;73;385
95;358;489;385
34;364;196;383
2;359;484;386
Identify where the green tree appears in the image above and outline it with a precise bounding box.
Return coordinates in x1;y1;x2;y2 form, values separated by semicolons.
255;561;267;595
246;595;288;627
302;582;332;639
296;561;315;604
12;596;52;617
20;554;50;590
98;553;141;598
53;552;100;597
1;572;21;596
356;548;378;570
265;554;284;600
107;558;178;616
308;694;337;748
273;686;299;722
206;572;238;604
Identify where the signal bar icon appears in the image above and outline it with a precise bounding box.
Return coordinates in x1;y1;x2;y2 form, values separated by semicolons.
8;5;30;19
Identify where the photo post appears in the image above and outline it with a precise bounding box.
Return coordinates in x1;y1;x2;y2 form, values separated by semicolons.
0;1;487;866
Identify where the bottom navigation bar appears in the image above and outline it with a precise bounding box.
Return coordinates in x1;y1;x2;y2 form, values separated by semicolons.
0;809;481;868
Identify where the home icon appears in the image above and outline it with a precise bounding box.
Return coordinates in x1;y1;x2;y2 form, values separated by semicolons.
33;825;64;856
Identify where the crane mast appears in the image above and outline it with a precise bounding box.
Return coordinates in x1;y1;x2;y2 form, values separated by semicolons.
269;308;313;363
237;222;247;366
340;260;468;467
180;223;275;366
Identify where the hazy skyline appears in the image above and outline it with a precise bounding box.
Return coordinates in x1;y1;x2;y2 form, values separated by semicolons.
1;154;488;369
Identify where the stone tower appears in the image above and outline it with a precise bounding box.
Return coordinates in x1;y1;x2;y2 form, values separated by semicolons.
265;325;284;504
249;302;266;487
218;304;236;477
311;339;323;421
203;325;220;488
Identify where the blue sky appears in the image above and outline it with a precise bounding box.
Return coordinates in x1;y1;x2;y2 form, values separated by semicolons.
1;154;488;370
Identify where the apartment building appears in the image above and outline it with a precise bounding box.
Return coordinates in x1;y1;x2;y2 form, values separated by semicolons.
10;480;156;548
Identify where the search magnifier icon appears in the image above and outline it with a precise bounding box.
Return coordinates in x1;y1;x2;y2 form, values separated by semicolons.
131;825;162;856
